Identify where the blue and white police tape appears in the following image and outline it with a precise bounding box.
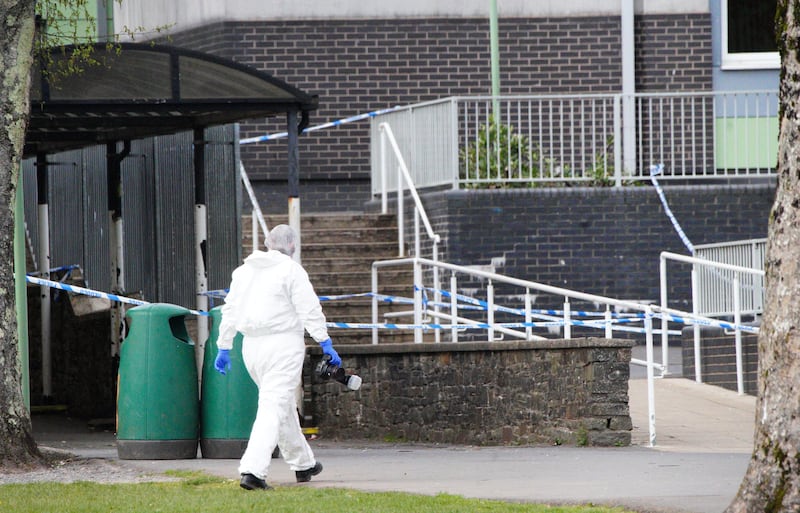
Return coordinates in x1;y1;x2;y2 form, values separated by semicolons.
429;287;647;319
27;264;83;277
650;163;695;255
651;311;759;334
326;319;677;335
26;275;210;317
239;106;403;145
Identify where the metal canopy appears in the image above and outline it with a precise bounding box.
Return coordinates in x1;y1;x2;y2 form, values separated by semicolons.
25;42;318;157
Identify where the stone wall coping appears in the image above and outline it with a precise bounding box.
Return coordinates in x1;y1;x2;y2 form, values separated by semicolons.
308;338;635;356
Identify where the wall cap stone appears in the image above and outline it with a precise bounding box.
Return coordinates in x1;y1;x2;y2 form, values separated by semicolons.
308;337;635;356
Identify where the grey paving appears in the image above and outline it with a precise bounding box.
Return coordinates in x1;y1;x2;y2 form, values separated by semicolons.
32;350;757;513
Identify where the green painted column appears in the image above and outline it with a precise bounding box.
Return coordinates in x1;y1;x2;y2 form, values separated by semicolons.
14;168;30;412
490;0;500;118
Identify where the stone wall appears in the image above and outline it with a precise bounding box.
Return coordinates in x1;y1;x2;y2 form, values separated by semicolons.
308;339;633;447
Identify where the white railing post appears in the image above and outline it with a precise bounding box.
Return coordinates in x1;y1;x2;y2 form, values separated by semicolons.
397;164;404;257
692;267;702;383
433;242;441;343
486;280;494;342
660;256;670;375
251;211;258;253
613;94;622;186
372;264;379;345
414;207;421;257
525;289;533;340
604;306;613;339
450;272;458;343
381;126;388;214
645;305;657;447
563;299;571;339
413;258;423;343
734;273;744;395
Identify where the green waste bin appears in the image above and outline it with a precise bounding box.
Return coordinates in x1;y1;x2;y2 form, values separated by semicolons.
200;306;258;458
117;303;199;459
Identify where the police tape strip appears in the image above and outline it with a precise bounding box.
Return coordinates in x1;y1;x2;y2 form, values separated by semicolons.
430;287;645;319
33;276;741;335
650;164;695;255
325;319;678;335
26;276;210;317
651;311;759;334
239;106;403;145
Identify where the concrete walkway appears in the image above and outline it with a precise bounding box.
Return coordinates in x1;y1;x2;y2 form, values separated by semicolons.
33;373;757;513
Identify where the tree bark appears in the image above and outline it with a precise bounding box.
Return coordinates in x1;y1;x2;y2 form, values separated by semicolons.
0;0;44;468
725;2;800;511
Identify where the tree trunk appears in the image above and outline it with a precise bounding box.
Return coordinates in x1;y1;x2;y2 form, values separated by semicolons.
725;2;800;511
0;0;44;468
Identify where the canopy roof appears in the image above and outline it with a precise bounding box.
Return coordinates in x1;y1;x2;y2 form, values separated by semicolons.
25;43;318;157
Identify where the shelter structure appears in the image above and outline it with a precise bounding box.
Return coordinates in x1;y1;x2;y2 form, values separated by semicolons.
21;42;317;409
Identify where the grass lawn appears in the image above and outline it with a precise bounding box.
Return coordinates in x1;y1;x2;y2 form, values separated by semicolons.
0;471;638;513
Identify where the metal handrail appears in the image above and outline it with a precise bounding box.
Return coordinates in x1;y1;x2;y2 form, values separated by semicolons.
371;255;763;447
240;162;270;251
660;251;765;395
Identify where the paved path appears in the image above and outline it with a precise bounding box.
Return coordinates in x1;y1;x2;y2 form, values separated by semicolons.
33;373;758;513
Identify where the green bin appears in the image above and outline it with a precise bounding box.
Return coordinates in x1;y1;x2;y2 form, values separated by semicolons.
117;303;199;459
200;306;258;458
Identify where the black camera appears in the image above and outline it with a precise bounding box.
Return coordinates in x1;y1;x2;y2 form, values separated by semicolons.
315;355;362;391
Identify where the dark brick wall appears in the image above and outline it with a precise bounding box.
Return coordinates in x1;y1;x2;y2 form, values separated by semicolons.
309;339;633;447
162;13;712;213
635;14;712;91
419;184;773;310
682;326;759;395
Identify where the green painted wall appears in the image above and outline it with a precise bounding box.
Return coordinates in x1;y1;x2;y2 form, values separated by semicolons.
715;116;778;169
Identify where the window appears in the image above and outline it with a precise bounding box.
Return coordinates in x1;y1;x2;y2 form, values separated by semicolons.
721;0;779;70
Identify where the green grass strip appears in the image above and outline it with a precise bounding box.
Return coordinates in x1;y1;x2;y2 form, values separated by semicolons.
0;471;636;513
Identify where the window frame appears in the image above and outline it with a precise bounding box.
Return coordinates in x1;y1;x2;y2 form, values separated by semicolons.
720;0;779;70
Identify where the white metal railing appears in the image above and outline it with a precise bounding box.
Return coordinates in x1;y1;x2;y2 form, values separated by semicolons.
659;251;764;395
377;122;443;340
240;162;270;251
694;238;766;317
369;255;761;446
370;91;778;191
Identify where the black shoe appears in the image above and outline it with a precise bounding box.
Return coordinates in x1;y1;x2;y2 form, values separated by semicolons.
295;461;323;483
240;473;271;490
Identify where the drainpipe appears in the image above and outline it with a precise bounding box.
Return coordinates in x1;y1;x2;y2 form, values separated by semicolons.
287;110;301;264
621;0;636;175
108;141;130;357
490;0;500;118
193;128;209;377
36;153;52;400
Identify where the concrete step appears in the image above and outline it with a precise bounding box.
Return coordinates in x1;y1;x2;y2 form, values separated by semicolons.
259;213;399;230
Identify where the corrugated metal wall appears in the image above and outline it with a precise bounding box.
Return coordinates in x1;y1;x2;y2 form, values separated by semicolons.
22;124;241;310
204;124;242;293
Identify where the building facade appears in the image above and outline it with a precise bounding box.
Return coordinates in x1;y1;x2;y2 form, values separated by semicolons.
111;1;780;214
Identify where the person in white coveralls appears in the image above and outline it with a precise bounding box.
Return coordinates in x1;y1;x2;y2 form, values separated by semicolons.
213;224;341;491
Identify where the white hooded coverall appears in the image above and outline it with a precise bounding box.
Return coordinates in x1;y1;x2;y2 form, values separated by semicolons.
217;249;329;480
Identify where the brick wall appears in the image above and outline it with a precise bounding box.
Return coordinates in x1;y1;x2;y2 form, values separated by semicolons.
682;326;759;395
635;14;712;91
417;184;773;308
163;13;711;213
309;339;633;447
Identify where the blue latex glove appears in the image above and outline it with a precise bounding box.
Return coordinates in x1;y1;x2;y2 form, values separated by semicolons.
214;349;231;375
319;338;341;366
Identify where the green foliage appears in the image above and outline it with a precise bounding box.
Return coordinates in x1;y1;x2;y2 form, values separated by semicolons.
0;474;638;513
460;116;542;188
34;0;172;81
460;118;619;188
